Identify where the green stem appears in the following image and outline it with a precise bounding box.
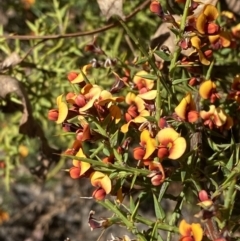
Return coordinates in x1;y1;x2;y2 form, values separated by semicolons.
101;199;135;230
169;0;191;75
135;215;179;233
205;60;215;80
156;69;161;122
167;191;184;241
64;154;150;176
90;142;105;159
5;156;10;191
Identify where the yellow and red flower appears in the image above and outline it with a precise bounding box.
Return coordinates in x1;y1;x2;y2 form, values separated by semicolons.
190;36;211;65
231;23;240;39
133;129;156;161
48;94;68;124
200;105;227;129
157;128;186;160
175;93;199;123
208;30;231;49
121;92;150;133
133;70;155;94
90;171;111;200
69;64;92;84
79;84;124;123
179;220;203;241
196;4;219;35
69;148;91;179
199;80;219;103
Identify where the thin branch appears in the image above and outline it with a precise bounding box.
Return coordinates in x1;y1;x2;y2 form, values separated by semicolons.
0;0;151;40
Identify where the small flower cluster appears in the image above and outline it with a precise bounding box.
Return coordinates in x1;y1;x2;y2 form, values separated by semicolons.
48;63;127;200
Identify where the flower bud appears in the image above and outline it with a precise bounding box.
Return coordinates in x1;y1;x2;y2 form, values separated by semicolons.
48;109;59;121
150;1;164;17
198;190;209;201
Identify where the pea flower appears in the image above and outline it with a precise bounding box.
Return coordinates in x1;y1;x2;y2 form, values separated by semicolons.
70;64;92;84
196;4;219;35
69;148;91;179
199;80;219;103
79;84;124;123
157;128;186;160
175;93;199;123
179;220;203;241
200;105;227;129
90;171;111;200
208;31;231;49
133;129;156;160
191;36;211;65
133;70;155;93
231;23;240;38
121;92;150;133
48;94;68;124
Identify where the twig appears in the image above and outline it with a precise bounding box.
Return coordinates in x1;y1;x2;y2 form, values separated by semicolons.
0;0;151;41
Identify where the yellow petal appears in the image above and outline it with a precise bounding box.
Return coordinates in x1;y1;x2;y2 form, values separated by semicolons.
79;98;96;112
191;36;201;49
121;122;131;133
56;102;68;124
196;13;207;34
71;64;91;83
140;130;156;159
101;175;111;194
200;105;215;119
133;70;154;90
134;96;146;112
80;161;91;176
175;95;189;120
219;31;231;47
121;116;147;133
179;220;192;236
90;171;111;194
192;223;203;241
73;149;91;175
157;128;179;144
198;49;210;65
168;137;186;159
56;94;64;107
125;92;136;105
203;4;219;21
215;107;227;126
199;80;215;99
134;116;148;123
138;90;157;100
